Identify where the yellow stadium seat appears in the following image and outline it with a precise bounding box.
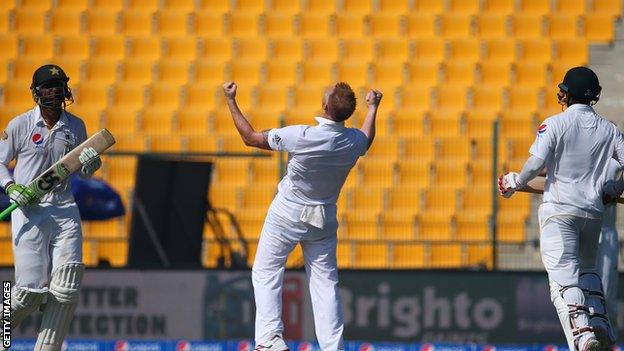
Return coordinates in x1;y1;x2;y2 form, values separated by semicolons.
336;61;369;88
162;0;194;11
150;136;184;152
344;212;379;240
478;61;512;88
75;83;110;109
380;212;417;241
84;219;124;238
419;212;454;241
391;111;425;137
197;0;229;12
290;86;325;114
466;244;492;269
378;0;410;14
103;108;139;136
471;86;504;114
235;37;268;61
461;186;492;215
0;239;13;266
405;13;438;38
14;9;46;35
241;184;276;209
336;242;351;268
149;84;181;113
430;244;462;268
82;240;97;266
13;58;43;81
0;34;16;60
435;85;468;113
591;0;622;17
442;61;476;87
365;136;398;159
439;14;473;38
497;217;526;243
481;39;516;65
354;243;388;269
475;14;508;39
386;185;422;216
233;0;265;13
264;60;297;86
547;15;581;40
229;12;260;37
120;59;153;85
369;13;401;38
514;62;548;88
518;39;552;64
433;160;468;188
270;38;303;61
178;108;209;135
342;0;372;14
449;39;481;63
120;10;154;36
396;159;431;187
403;136;436;160
187;135;218;152
111;84;146;110
194;60;227;85
518;0;550;15
303;0;336;14
448;0;480;14
359;160;394;187
554;40;588;66
406;61;440;87
4;82;33;109
506;87;541;113
511;14;545;39
220;134;253;153
113;135;148;152
0;59;9;84
127;0;158;11
455;213;490;242
92;0;123;11
296;13;332;37
555;0;586;16
252;87;287;115
500;111;537;139
84;10;118;36
376;38;410;63
413;38;446;63
482;0;515;15
370;62;404;95
183;83;217;112
270;0;301;14
21;0;51;10
156;60;190;85
250;158;280;185
213;159;251;186
21;35;54;59
399;83;433;114
0;10;9;32
83;60;117;87
56;35;90;60
156;10;190;37
126;36;161;62
141;108;174;136
91;36;126;60
209;184;240;210
391;243;425;268
428;111;461;137
304;37;338;62
49;10;83;36
414;0;444;15
263;13;294;38
335;14;366;38
192;11;225;37
437;136;472;162
342;38;374;62
230;61;262;86
584;14;615;43
98;241;128;267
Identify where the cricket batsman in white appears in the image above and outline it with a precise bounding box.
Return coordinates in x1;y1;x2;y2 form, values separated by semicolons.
223;81;382;351
0;64;101;350
499;66;624;351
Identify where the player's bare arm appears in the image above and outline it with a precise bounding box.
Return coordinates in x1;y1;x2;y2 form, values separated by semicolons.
360;89;382;149
223;81;271;151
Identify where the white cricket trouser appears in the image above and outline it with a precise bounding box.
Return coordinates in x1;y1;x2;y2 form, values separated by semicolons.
597;204;618;328
12;202;82;290
252;194;344;351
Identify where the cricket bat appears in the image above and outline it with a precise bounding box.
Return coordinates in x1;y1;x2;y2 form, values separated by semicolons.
518;176;624;204
0;129;116;219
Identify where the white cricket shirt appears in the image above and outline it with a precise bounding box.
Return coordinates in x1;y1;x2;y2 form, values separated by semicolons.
268;117;368;206
530;104;624;216
0;106;87;204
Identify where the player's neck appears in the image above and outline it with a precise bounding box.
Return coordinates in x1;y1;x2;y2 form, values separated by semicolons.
40;107;62;129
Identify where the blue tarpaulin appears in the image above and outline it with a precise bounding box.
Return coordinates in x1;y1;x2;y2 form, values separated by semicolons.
0;174;125;221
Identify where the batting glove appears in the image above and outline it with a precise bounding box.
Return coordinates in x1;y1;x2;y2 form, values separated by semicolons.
498;172;520;198
6;183;37;206
79;147;101;176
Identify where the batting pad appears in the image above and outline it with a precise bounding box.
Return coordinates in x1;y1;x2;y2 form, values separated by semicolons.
10;287;46;327
34;262;84;351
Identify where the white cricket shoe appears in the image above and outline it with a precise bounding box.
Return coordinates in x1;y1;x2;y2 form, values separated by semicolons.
254;335;289;351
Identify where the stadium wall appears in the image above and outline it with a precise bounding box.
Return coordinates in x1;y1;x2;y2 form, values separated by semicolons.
2;269;623;344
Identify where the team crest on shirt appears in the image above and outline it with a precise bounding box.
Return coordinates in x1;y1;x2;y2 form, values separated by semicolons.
538;124;547;135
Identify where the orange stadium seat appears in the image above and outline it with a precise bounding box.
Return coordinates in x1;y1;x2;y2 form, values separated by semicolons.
270;38;303;61
263;13;295;38
391;243;425;268
511;14;545;39
156;10;190;37
192;11;225;37
547;15;581;40
305;37;339;62
440;14;473;38
50;10;83;36
296;13;332;37
353;243;388;269
584;14;616;43
342;38;374;62
381;212;417;241
482;0;515;15
335;14;366;38
369;14;402;38
229;12;260;37
518;0;551;15
430;244;463;268
405;13;438;38
475;14;509;39
378;0;410;14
